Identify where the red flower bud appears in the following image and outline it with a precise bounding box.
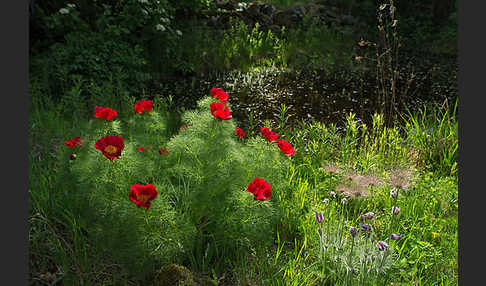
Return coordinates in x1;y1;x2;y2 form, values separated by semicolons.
235;127;245;139
210;102;232;120
134;99;153;114
64;136;84;148
94;106;117;120
260;127;279;142
246;177;272;201
276;139;295;156
211;88;229;103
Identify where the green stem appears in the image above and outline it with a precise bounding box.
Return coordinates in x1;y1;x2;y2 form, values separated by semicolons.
390;195;399;233
348;236;355;283
326;206;331;245
339;202;345;247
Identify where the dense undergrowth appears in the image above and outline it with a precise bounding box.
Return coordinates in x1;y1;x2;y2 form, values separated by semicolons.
29;0;457;102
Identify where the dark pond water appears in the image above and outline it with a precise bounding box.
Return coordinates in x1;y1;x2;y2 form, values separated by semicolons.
150;53;457;131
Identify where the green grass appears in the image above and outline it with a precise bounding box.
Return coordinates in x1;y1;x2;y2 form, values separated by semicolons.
29;79;457;285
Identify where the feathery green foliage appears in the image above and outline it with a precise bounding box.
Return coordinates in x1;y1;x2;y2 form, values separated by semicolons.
164;97;290;273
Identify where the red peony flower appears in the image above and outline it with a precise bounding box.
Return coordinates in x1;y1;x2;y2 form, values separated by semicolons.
94;106;117;120
260;127;279;142
134;99;153;114
210;102;232;120
246;177;272;201
129;184;158;210
260;127;271;137
235;127;245;139
138;145;152;152
94;136;125;160
158;146;169;155
64;136;84;148
277;139;295;156
211;88;229;103
180;124;189;130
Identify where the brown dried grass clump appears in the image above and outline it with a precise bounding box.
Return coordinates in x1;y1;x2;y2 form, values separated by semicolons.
388;168;414;190
321;164;341;174
336;172;382;197
333;167;415;198
336;184;367;197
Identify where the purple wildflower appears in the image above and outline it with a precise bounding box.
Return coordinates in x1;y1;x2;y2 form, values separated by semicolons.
376;241;389;251
390;233;403;240
391;206;400;215
362;223;372;232
359;211;375;221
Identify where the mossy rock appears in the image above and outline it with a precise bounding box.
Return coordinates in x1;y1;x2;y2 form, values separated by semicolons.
155;264;216;286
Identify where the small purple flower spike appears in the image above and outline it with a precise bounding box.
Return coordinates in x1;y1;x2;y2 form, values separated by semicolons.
362;223;372;232
315;211;323;223
391;206;400;215
390;233;403;240
359;211;375;221
376;241;389;251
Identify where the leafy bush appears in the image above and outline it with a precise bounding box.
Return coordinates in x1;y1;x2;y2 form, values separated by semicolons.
283;17;355;70
170;19;286;75
30;0;182;98
66;100;193;281
164;97;291;272
55;90;294;279
31;31;150;98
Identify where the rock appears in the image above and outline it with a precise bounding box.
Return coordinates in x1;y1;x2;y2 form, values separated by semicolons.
155;264;216;286
216;0;235;11
273;9;297;28
246;2;261;15
217;11;243;27
290;5;306;22
206;0;355;33
244;3;272;27
243;2;274;28
260;3;276;18
303;3;325;19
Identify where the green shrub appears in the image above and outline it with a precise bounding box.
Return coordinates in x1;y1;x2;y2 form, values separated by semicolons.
30;0;180;98
164;97;290;272
283;18;354;70
55;91;293;279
